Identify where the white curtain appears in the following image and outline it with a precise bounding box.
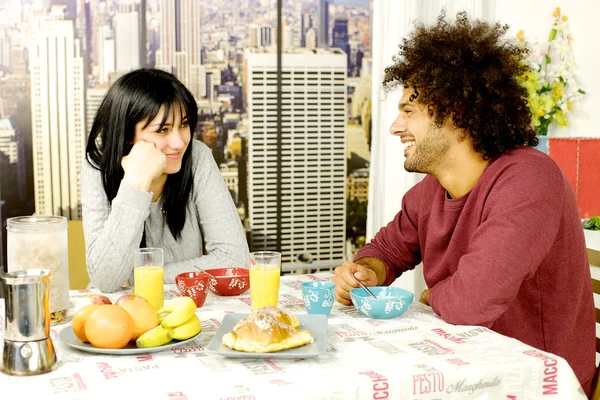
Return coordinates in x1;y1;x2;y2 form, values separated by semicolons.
368;0;497;295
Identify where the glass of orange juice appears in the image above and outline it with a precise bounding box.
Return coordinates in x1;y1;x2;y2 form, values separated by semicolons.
249;251;281;311
133;247;164;310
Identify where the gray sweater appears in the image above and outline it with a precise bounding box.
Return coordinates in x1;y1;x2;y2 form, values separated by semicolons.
80;140;249;292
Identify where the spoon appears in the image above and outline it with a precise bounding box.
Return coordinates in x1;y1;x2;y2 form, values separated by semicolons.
194;266;215;279
351;275;378;299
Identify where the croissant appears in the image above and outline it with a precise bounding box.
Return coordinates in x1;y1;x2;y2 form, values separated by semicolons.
257;306;301;329
222;307;313;353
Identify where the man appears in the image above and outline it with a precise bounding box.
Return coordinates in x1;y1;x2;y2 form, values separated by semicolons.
333;11;595;396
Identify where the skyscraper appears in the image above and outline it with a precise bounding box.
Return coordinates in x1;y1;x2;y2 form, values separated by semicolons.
318;0;329;48
155;0;204;99
30;9;85;218
139;0;146;67
0;29;11;71
300;10;312;48
86;87;107;136
332;13;351;74
114;3;141;72
246;48;347;270
0;117;19;164
305;28;317;50
250;25;273;48
96;24;115;84
48;0;77;20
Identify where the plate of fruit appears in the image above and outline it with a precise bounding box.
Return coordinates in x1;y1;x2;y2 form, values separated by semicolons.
59;294;202;355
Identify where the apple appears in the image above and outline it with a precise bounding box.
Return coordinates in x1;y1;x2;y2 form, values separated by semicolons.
73;294;112;312
115;292;147;306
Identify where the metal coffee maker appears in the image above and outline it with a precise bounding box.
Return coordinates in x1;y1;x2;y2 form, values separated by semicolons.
0;268;57;375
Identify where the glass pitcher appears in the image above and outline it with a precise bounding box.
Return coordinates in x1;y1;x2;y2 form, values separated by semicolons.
6;216;70;324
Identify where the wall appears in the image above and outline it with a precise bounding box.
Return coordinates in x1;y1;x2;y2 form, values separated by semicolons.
496;0;600;138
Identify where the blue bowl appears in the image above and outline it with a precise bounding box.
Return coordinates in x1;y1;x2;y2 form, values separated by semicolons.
350;286;414;319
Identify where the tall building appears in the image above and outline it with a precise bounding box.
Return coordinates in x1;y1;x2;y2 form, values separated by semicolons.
30;10;85;219
246;48;347;270
155;0;204;99
86;86;107;136
300;11;312;48
96;24;115;84
282;25;293;51
305;28;317;50
48;0;77;19
0;117;18;164
347;168;369;202
139;0;146;67
318;0;329;47
220;162;239;203
0;117;26;200
0;29;11;71
332;13;350;74
114;3;141;72
250;25;273;48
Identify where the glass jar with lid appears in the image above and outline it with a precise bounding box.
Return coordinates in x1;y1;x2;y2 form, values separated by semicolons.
7;216;70;324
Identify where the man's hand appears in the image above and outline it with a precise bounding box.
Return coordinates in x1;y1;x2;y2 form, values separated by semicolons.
332;261;379;306
419;288;431;306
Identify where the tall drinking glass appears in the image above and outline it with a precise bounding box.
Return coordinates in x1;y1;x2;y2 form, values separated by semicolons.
133;248;164;311
249;251;281;311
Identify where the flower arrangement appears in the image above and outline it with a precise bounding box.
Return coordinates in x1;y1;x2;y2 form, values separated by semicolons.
517;7;586;136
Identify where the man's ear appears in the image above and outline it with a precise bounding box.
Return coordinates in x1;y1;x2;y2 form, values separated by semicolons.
447;113;469;143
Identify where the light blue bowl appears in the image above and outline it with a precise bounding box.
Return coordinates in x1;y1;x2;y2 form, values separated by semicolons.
350;286;414;319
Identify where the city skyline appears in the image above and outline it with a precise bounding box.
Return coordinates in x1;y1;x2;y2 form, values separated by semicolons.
0;0;373;271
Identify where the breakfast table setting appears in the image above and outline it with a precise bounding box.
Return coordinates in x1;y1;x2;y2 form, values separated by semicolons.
0;264;588;400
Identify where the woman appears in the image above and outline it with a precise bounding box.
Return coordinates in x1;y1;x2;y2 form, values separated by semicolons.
81;68;249;292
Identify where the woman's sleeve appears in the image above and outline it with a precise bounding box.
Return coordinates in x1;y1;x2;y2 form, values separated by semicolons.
162;145;249;283
80;161;152;292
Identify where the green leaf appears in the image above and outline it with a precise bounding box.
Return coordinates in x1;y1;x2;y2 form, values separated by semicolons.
548;29;557;41
578;89;586;94
545;55;551;64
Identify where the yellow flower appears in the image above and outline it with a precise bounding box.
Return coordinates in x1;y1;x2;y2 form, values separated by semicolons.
516;29;525;42
554;7;561;15
562;16;568;22
555;110;568;127
567;101;572;110
552;80;565;102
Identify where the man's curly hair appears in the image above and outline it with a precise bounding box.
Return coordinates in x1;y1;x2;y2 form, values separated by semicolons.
383;11;538;159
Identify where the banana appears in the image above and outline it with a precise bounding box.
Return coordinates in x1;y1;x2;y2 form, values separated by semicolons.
157;314;167;324
168;314;201;340
136;325;174;348
157;296;197;329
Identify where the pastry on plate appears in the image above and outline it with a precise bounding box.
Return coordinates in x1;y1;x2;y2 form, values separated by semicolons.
222;307;312;353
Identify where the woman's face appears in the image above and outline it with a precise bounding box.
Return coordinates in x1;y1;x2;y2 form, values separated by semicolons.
133;103;191;175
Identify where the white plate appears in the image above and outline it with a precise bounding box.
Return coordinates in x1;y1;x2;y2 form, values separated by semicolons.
207;313;327;358
58;327;201;355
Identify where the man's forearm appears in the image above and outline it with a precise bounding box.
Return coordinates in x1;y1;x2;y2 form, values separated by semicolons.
354;257;387;286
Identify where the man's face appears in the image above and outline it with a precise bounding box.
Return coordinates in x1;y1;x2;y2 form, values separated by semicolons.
389;88;451;174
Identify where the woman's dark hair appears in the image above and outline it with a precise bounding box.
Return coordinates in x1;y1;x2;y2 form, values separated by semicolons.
86;68;198;240
383;11;538;159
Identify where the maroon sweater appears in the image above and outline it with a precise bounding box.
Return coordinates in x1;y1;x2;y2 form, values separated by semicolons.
356;147;595;395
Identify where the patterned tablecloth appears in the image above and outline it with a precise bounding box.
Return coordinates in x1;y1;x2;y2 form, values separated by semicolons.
0;272;587;400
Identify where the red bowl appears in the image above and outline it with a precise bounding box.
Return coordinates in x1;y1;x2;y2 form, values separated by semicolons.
204;267;250;296
175;272;211;307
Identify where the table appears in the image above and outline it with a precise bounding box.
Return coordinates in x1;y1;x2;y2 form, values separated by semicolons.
0;272;586;399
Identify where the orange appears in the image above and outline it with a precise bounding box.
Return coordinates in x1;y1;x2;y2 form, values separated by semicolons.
85;305;134;349
119;297;159;340
72;304;100;342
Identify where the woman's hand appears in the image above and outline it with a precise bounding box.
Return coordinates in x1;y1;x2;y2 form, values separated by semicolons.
121;140;167;191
